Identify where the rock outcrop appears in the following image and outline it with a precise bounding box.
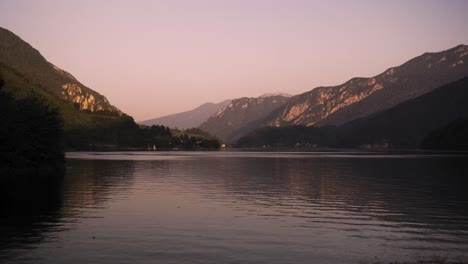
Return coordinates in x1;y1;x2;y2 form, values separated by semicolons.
0;27;119;113
269;45;468;127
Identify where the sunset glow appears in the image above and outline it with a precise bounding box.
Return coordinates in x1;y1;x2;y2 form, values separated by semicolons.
1;0;467;121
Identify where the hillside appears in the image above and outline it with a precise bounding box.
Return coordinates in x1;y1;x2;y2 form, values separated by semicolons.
268;45;468;127
0;78;64;180
0;59;145;150
200;45;468;143
0;27;119;113
421;117;468;150
140;100;230;129
238;76;468;149
0;27;144;149
259;92;293;98
199;95;290;143
0;27;223;150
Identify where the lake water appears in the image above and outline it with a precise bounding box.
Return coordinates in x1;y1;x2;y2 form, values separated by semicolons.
1;151;468;263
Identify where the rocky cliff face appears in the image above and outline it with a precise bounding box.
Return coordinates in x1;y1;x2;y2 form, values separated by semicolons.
269;44;468;127
199;95;290;143
0;27;119;113
200;45;468;143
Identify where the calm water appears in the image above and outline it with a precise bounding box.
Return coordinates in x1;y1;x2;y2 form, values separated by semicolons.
1;151;468;263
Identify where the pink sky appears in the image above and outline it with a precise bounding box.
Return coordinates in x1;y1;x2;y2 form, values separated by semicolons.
1;0;468;121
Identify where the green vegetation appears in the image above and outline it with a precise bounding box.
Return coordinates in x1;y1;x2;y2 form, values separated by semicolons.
171;127;221;149
0;27;117;113
201;45;468;143
0;64;122;129
237;125;339;148
421;117;468;150
0;64;220;152
66;124;221;151
1;64;137;149
237;77;468;150
0;77;64;181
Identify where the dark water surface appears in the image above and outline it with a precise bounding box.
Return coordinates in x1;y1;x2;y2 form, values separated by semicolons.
1;151;468;263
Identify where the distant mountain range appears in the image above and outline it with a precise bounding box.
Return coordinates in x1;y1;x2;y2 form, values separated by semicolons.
199;95;291;143
1;27;223;150
259;92;293;98
141;92;294;131
3;25;467;150
199;44;468;143
139;100;230;129
238;76;468;149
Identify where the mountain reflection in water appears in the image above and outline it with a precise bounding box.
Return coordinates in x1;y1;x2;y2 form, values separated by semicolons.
1;152;467;264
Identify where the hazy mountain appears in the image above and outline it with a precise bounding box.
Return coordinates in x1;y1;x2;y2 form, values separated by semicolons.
140;100;231;129
201;45;468;143
238;76;468;149
199;95;290;143
0;27;119;113
268;44;468;127
259;92;293;98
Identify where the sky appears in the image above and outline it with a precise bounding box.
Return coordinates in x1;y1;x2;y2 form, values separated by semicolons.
1;0;468;121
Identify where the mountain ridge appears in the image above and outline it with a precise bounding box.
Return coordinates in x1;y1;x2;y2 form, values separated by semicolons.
237;76;468;148
0;27;120;113
199;95;290;143
199;44;468;142
139;100;231;129
259;92;293;98
269;44;468;127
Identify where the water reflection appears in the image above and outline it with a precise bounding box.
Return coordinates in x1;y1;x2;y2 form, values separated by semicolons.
62;159;136;211
1;152;467;264
0;175;64;262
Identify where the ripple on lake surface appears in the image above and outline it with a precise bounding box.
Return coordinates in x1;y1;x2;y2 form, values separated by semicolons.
1;151;468;263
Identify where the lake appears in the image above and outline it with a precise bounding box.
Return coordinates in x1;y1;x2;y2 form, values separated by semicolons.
1;151;468;263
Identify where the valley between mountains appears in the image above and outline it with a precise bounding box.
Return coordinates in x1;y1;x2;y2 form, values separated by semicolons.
2;26;467;150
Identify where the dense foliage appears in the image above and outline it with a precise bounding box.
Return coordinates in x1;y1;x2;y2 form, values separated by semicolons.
66;122;221;150
200;45;468;143
0;27;118;113
0;78;64;180
237;125;340;148
237;77;468;150
171;127;221;150
0;64;220;150
421;118;468;150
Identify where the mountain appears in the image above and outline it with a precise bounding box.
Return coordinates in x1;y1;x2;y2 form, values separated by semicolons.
200;45;468;143
259;92;293;98
338;76;468;148
238;76;468;149
0;79;64;179
0;27;119;114
199;95;290;143
0;27;141;149
421;117;468;150
268;44;468;127
0;27;222;151
139;100;231;129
